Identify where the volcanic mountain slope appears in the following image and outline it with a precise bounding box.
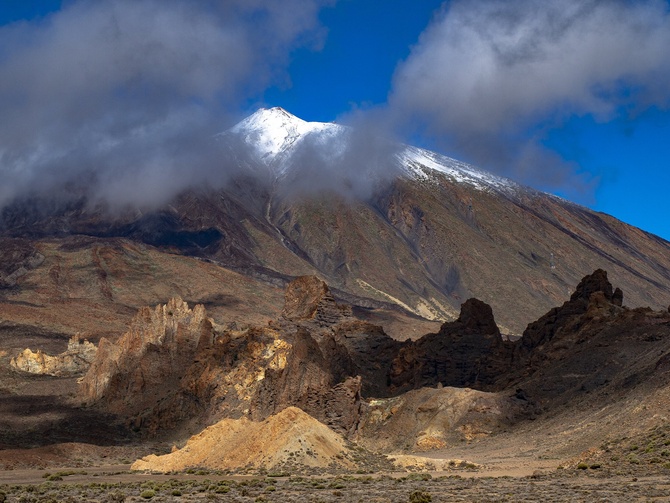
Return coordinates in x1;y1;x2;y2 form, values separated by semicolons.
2;108;670;334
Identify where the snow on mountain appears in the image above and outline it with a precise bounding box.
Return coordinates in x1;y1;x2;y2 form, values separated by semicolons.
228;107;517;193
229;107;344;175
399;146;517;192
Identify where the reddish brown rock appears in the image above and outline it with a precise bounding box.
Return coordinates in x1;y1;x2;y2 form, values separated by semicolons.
251;328;361;436
79;297;213;417
281;275;351;325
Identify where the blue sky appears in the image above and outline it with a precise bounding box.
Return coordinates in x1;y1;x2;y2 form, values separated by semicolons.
1;1;669;240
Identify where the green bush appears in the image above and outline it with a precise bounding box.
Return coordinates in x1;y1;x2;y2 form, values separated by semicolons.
140;489;156;499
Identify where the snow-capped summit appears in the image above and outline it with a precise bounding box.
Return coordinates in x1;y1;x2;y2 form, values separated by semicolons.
228;107;516;193
229;107;343;170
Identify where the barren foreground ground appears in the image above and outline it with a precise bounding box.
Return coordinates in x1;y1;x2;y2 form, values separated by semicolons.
1;466;670;502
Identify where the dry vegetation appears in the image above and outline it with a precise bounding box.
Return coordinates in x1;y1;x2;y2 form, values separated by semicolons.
2;469;670;502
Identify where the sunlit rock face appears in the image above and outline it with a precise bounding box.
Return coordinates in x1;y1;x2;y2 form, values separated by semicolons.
11;334;97;377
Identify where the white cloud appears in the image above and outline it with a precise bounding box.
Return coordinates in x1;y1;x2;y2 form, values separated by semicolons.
389;0;670;192
0;0;331;207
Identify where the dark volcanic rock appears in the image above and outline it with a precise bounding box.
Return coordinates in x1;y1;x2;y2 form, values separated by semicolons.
519;269;622;354
388;298;513;392
331;321;403;398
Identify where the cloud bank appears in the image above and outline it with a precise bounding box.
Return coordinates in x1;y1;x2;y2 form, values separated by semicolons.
389;0;670;196
0;0;331;208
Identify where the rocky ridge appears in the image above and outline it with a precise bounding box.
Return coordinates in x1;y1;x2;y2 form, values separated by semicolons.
32;268;662;474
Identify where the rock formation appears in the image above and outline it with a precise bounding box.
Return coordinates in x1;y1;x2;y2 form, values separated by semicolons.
76;276;523;439
358;386;525;452
77;267;670;466
131;406;357;472
79;297;213;416
519;269;626;356
281;275;352;326
388;298;512;392
502;269;670;409
252;327;362;436
10;334;97;376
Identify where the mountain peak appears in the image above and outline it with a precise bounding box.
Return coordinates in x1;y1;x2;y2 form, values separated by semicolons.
241;107;303;128
230;107;340;167
227;107;516;193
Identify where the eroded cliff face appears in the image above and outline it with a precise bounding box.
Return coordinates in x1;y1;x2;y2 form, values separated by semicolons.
77;278;365;436
79;297;213;417
388;298;514;393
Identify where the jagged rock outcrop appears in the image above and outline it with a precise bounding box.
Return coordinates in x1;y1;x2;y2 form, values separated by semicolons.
252;328;362;436
503;269;670;408
10;334;97;376
330;321;404;398
77;281;367;437
388;298;513;392
519;269;626;355
76;277;524;438
79;297;213;414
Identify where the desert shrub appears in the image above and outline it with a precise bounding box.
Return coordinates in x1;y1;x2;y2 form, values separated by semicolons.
407;473;432;481
107;491;125;503
0;491;6;503
140;489;155;499
577;462;588;470
409;490;432;503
